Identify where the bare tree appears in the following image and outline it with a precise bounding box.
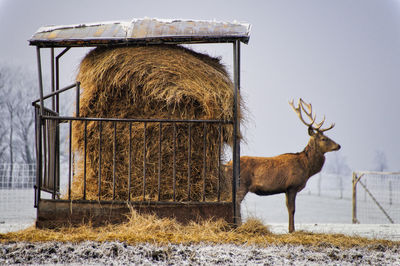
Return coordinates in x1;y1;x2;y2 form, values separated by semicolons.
7;101;15;187
0;71;8;187
323;152;351;199
324;152;351;176
0;63;37;186
373;150;388;172
0;70;9;161
15;97;35;164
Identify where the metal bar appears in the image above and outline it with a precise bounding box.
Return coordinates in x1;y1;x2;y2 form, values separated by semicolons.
40;115;233;124
98;121;102;200
55;47;70;114
52;118;57;199
35;47;44;205
56;50;59;113
33;83;77;104
53;84;61;199
113;122;116;200
36;47;44;116
232;40;241;224
34;109;38;207
36;46;46;203
55;118;60;199
158;122;162;201
83;120;87;200
128;122;132;201
218;123;222;202
34;108;41;207
76;82;80;117
42;120;48;190
51;48;55;110
68;120;72;200
31;104;59;115
56;47;71;59
173;122;176;202
202;122;207;202
40;198;233;206
143;122;147;201
236;41;241;191
187;123;191;201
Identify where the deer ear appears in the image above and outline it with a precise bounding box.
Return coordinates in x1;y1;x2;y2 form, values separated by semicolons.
308;126;316;136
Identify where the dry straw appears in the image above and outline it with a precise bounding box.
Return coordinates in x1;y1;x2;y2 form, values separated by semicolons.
1;211;397;249
71;45;241;201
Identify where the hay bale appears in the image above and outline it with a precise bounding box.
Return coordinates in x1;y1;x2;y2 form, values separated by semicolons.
71;45;241;201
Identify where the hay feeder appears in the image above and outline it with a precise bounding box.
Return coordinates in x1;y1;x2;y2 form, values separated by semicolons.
30;18;250;228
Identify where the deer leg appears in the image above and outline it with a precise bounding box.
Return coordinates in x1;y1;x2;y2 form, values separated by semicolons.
285;190;297;233
237;184;248;204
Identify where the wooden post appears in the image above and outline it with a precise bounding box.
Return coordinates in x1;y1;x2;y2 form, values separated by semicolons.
352;172;357;224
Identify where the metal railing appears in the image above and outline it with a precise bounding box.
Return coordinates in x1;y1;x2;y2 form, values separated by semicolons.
50;117;230;202
33;82;233;205
33;82;80;205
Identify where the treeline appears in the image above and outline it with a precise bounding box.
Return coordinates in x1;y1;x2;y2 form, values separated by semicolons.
0;64;36;166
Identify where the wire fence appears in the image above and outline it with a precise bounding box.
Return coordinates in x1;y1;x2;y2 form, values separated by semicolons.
0;164;35;189
2;166;399;225
0;164;36;223
300;173;352;200
353;171;400;224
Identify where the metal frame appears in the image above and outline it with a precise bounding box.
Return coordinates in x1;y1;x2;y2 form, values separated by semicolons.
32;39;243;224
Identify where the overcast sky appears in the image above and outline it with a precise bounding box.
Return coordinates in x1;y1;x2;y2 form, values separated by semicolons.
1;0;399;172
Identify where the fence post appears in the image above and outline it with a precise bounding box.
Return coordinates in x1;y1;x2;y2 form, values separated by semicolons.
352;172;358;224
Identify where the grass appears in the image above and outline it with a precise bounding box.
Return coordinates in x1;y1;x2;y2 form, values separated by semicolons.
1;210;398;250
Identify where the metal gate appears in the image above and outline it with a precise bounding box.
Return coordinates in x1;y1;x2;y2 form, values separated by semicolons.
352;171;400;224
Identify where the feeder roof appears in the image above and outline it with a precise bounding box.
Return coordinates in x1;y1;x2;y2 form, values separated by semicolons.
29;18;251;47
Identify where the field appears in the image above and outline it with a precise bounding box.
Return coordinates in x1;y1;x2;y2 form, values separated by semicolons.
1;173;400;265
1;206;400;265
1;174;400;241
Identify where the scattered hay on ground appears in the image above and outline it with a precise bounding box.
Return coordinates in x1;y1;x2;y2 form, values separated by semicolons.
1;210;398;250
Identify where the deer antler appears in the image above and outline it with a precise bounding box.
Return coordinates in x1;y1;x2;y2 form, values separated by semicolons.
319;121;335;132
289;98;335;132
289;99;315;128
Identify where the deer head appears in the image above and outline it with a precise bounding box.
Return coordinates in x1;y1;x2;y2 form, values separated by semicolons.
289;99;341;154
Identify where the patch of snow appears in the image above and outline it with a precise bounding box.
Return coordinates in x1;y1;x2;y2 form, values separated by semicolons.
0;221;34;234
1;242;399;265
34;18;251;35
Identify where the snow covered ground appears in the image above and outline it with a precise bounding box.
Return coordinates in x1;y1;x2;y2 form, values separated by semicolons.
241;193;400;241
1;241;400;265
1;189;400;241
1;187;400;265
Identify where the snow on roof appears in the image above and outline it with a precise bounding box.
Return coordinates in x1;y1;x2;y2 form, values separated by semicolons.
29;18;251;47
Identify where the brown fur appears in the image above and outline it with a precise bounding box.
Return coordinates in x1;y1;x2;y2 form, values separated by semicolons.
226;128;340;232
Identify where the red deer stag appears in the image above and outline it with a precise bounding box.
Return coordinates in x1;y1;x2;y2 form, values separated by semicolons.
226;99;341;233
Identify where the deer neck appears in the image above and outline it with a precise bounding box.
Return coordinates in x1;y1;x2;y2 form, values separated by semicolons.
303;141;326;177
